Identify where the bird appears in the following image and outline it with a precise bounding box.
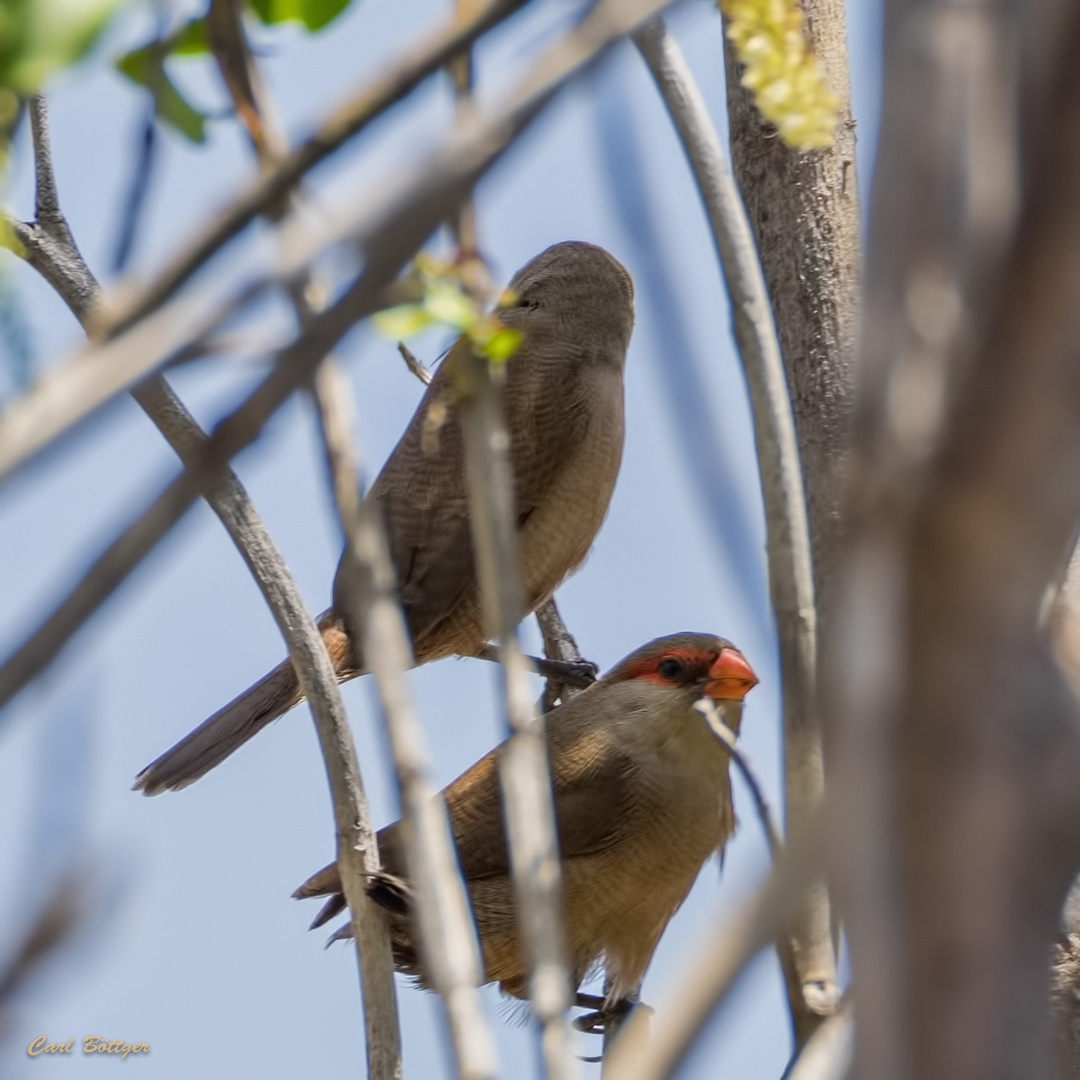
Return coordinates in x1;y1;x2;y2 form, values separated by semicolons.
294;632;759;1016
135;241;635;796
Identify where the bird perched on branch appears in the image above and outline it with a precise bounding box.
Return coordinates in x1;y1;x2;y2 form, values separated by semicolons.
135;241;634;796
295;633;758;1017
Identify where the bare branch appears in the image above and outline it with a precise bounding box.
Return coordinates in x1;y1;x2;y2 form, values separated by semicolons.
632;17;836;1034
603;809;825;1080
719;0;859;600
206;0;289;169
695;698;782;859
397;341;432;385
205;18;410;1073
454;346;576;1078
111;104;158;274
313;357;498;1080
785;1004;855;1080
829;0;1080;1075
28;97;62;227
535;597;593;709
14;93;407;1078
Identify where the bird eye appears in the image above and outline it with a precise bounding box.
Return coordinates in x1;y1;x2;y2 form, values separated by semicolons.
658;658;683;680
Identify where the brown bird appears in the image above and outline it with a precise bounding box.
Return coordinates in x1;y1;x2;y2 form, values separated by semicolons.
295;632;758;1012
136;241;635;796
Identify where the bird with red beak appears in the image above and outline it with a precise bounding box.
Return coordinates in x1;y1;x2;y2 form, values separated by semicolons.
296;632;758;1019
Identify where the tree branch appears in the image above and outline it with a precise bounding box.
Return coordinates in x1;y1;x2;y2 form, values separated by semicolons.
830;0;1080;1074
633;17;837;1038
9;95;404;1079
312;356;497;1080
535;597;594;710
695;698;783;858
454;345;576;1078
203;12;409;1071
785;1004;855;1080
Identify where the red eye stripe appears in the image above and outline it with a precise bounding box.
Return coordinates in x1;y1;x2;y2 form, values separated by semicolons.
610;648;717;687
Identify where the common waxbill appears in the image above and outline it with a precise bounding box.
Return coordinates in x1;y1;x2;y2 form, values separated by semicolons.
136;241;634;796
295;633;758;1008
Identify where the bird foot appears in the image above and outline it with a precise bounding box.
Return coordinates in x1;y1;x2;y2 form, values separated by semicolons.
471;644;599;689
571;993;648;1036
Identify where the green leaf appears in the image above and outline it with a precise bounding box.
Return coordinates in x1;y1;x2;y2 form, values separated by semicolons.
248;0;301;25
423;281;478;331
300;0;350;31
171;17;208;56
481;327;523;364
0;216;24;257
247;0;352;32
115;44;207;143
371;305;435;340
1;0;129;94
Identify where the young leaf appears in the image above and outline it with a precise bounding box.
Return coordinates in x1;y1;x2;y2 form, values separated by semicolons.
171;17;209;56
300;0;351;31
115;38;208;143
372;305;436;340
481;327;523;364
423;281;479;331
1;0;129;94
248;0;353;32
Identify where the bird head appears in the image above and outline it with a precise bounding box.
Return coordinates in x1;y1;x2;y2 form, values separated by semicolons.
602;632;758;733
498;241;635;359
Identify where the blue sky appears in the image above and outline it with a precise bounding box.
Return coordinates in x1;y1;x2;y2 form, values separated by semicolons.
0;0;881;1075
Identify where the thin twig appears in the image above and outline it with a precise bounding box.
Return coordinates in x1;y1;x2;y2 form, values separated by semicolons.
397;341;432;384
112;101;158;273
633;18;837;1028
603;809;826;1080
8;97;404;1078
204;6;485;1061
206;0;289;169
535;597;594;709
313;358;498;1080
203;15;406;1075
695;698;783;859
454;345;576;1080
784;1003;854;1080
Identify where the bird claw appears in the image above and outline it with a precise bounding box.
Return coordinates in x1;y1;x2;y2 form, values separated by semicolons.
471;644;599;689
571;994;646;1036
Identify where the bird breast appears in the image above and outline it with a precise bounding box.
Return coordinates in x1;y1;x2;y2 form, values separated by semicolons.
515;361;625;609
561;690;736;999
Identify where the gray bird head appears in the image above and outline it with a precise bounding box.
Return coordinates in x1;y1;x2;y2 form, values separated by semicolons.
499;241;635;362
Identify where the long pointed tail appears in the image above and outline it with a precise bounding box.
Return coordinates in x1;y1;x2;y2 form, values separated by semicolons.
135;614;355;796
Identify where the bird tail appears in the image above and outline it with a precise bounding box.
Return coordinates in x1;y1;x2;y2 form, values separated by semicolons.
134;613;356;796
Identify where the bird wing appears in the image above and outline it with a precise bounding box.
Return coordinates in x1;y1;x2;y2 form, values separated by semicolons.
447;725;639;882
293;712;637;910
335;337;595;654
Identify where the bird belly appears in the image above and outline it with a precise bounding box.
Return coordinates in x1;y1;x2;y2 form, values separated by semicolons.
561;816;728;1001
517;404;624;611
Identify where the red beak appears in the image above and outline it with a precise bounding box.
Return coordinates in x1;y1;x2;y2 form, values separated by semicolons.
704;648;758;702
